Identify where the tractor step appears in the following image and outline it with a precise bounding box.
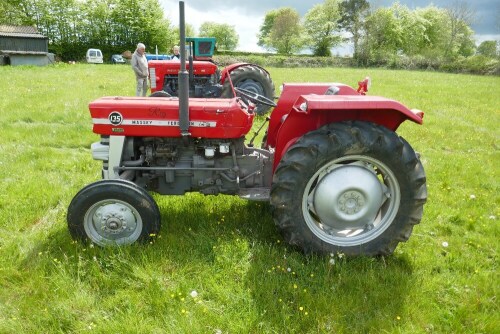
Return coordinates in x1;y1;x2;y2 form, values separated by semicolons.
238;188;270;201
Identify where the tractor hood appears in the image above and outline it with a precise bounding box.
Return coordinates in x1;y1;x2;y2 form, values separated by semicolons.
89;96;254;138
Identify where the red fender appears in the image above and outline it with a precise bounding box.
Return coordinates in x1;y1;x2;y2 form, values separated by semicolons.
268;87;424;172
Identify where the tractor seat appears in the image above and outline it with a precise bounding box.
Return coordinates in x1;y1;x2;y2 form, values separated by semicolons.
324;86;340;95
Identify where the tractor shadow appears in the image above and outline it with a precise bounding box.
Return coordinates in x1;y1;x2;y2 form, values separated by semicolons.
20;194;413;332
244;250;414;332
151;193;413;331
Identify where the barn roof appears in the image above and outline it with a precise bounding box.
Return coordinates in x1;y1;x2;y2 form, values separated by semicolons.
0;25;47;39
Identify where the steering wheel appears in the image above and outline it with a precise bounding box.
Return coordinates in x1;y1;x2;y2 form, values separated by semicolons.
234;87;277;107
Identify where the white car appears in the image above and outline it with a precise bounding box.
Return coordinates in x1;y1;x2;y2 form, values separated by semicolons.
86;49;103;64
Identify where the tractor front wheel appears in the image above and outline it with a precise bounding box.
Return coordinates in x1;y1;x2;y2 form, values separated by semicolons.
221;65;275;115
271;121;427;256
67;180;161;246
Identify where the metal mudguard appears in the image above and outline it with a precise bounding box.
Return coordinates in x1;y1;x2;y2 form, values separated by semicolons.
265;83;424;171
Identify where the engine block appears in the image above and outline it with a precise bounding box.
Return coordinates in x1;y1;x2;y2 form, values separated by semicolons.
121;137;272;196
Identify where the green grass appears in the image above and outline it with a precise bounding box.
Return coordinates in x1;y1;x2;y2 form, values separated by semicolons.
0;64;498;333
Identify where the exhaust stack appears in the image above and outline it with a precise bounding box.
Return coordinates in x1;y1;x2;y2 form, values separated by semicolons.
178;1;190;137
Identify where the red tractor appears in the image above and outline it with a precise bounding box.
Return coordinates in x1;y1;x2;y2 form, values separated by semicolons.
148;37;275;115
67;1;427;256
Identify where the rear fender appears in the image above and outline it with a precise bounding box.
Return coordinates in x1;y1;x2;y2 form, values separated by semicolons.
271;94;424;171
219;63;271;84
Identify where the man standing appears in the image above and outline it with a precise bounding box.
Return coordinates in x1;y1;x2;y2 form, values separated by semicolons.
171;45;180;59
131;43;149;96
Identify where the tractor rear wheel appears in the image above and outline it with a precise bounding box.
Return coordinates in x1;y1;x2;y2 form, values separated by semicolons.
221;65;275;115
270;121;427;256
67;180;161;246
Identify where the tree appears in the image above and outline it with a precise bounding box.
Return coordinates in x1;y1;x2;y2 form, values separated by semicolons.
199;22;239;51
363;6;401;54
172;23;196;46
338;0;369;58
477;41;498;58
414;6;449;57
0;0;28;25
257;9;278;51
303;0;343;56
445;0;476;58
258;7;303;54
0;0;173;60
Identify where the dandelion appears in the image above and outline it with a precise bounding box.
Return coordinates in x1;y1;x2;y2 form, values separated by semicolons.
310;273;314;278
329;258;335;265
181;309;186;314
299;306;304;311
287;267;291;272
190;290;198;298
293;284;298;289
442;241;449;248
397;316;401;320
470;194;476;199
305;312;308;315
489;215;496;220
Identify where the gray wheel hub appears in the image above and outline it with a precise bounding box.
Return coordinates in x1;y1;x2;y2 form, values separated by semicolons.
303;156;400;247
84;200;143;245
313;165;384;229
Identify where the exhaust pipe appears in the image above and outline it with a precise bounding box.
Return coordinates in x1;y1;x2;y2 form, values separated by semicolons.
178;1;190;137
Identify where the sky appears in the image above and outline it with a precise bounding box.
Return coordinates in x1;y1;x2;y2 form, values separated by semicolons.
158;0;500;54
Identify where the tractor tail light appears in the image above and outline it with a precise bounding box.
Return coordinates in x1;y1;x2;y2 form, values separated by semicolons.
412;109;425;120
357;76;371;95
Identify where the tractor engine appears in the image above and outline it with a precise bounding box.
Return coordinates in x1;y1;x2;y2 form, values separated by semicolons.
149;60;223;98
162;73;222;98
120;137;272;196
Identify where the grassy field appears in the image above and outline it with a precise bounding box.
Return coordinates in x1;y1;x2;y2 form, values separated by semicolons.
0;64;498;333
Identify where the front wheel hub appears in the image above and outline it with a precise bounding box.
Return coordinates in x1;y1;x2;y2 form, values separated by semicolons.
84;200;141;244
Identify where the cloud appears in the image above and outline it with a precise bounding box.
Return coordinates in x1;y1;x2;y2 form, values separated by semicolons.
160;0;266;51
160;0;499;53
